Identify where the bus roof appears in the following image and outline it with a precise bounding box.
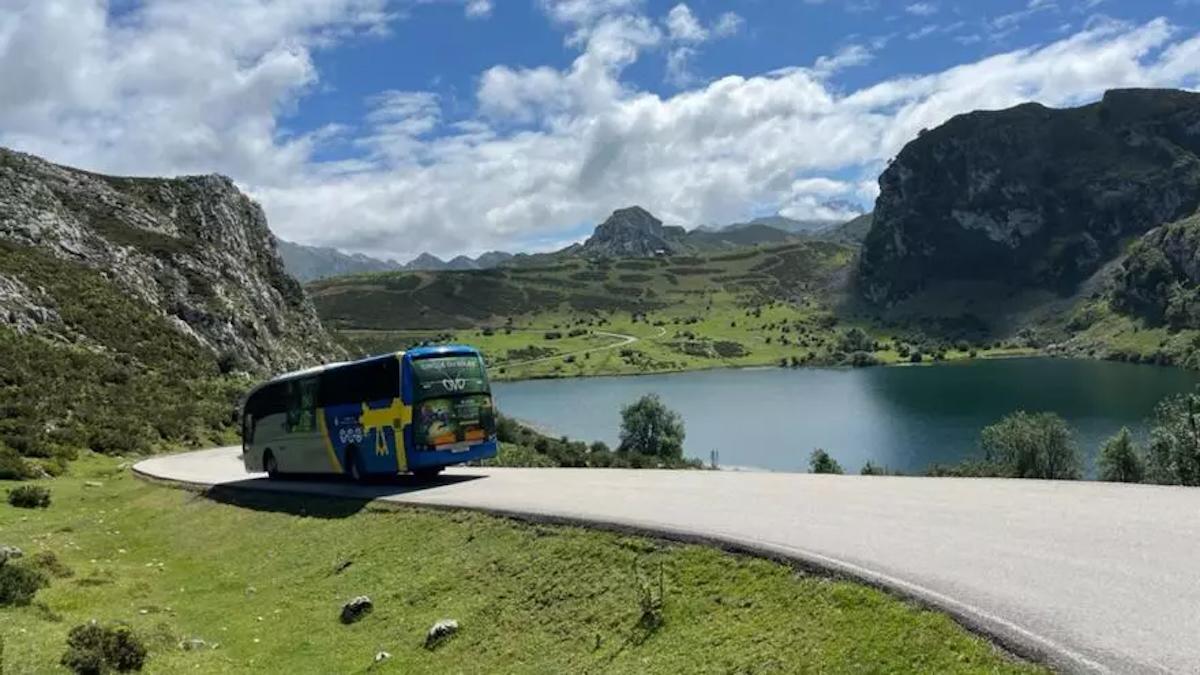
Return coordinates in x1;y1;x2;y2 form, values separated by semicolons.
244;345;484;401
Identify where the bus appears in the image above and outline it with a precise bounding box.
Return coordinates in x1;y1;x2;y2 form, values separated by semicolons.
241;345;498;481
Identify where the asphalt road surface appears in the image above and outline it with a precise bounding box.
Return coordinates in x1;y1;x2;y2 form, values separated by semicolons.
134;446;1200;674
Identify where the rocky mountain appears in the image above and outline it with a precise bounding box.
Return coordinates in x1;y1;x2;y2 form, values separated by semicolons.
278;240;515;280
277;239;403;282
0;147;341;373
860;89;1200;304
577;206;684;258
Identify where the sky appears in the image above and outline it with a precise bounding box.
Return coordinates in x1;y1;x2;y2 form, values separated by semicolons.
3;1;1200;263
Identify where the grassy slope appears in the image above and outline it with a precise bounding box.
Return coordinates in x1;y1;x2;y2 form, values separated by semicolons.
0;242;245;475
1;456;1042;674
314;243;1024;380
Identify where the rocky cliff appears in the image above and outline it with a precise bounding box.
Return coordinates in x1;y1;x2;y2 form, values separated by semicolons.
578;206;682;258
859;89;1200;303
0;147;341;373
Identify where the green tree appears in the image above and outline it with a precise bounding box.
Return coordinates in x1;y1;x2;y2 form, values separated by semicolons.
838;327;873;353
809;449;843;475
1096;427;1145;483
979;411;1081;480
1144;390;1200;485
618;394;685;460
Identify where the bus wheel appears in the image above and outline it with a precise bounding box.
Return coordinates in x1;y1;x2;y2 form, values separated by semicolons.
264;451;280;479
414;466;443;481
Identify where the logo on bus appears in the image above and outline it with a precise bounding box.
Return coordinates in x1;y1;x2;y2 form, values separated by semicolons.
442;377;467;392
338;426;365;445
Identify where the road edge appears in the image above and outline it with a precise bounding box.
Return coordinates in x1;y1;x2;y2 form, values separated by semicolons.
133;458;1107;674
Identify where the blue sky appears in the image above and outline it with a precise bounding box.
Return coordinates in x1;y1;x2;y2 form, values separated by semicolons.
3;0;1200;262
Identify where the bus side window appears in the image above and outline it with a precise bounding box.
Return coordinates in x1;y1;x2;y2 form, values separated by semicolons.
286;378;318;433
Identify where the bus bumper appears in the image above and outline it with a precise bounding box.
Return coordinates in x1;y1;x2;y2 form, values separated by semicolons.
408;439;498;471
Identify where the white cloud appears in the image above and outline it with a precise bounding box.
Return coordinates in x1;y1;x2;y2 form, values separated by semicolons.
3;4;1200;261
713;12;744;37
666;4;706;42
464;0;493;19
905;3;938;16
813;44;873;74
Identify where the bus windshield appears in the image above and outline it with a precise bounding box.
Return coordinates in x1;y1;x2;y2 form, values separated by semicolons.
411;354;489;399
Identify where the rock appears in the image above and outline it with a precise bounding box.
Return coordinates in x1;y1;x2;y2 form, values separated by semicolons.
179;638;207;651
577;207;681;258
858;88;1200;304
83;481;102;488
0;545;23;566
374;651;391;663
424;618;459;649
340;596;373;625
0;146;344;371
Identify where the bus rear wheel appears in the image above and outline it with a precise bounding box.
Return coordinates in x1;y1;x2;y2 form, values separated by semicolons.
264;451;280;480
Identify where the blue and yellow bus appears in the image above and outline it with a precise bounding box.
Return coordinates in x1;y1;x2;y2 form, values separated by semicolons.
241;346;498;481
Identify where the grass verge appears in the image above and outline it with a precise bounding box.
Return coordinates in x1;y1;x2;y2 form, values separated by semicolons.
1;455;1043;673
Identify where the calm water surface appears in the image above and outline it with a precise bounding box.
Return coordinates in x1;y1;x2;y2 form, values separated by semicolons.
492;358;1200;474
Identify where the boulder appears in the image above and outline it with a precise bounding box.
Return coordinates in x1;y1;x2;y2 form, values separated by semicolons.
424;618;459;649
340;596;373;624
0;545;23;566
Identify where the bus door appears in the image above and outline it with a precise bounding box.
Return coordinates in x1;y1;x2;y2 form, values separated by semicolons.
283;377;323;472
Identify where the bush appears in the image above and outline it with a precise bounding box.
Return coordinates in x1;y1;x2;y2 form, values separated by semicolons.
8;484;51;508
808;449;843;474
1144;390;1200;485
61;622;147;674
0;444;34;480
1097;427;1146;483
0;562;49;606
979;411;1081;480
618;395;685;460
860;461;887;476
838;327;873;353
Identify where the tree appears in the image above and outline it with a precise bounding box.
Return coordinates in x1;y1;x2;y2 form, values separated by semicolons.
1144;390;1200;486
809;449;843;474
838;327;873;353
1096;427;1145;483
618;394;685;460
979;411;1081;480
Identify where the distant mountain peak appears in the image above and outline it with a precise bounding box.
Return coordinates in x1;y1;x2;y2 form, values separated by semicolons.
577;206;679;258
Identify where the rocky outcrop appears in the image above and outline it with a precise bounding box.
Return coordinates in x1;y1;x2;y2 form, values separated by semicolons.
1112;212;1200;327
578;206;681;258
0;147;341;372
859;89;1200;303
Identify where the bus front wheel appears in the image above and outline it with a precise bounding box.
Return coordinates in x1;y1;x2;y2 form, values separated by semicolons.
413;466;444;481
264;451;280;480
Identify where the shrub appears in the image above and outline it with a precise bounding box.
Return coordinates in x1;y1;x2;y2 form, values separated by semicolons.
809;449;843;474
979;411;1081;480
618;395;685;460
8;485;51;508
61;622;148;674
32;550;75;579
1144;390;1200;485
838;327;873;353
0;444;34;480
1097;427;1146;483
0;563;49;606
860;461;887;476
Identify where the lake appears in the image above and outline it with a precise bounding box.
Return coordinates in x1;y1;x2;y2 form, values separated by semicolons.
492;358;1200;474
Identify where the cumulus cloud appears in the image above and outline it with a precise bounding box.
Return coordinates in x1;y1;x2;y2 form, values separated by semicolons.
662;4;743;87
3;2;1200;262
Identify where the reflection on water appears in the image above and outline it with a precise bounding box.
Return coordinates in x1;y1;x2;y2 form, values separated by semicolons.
492;358;1200;475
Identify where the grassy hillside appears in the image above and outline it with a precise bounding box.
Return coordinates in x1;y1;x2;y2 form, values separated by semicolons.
314;241;1031;379
0;455;1042;674
0;242;245;480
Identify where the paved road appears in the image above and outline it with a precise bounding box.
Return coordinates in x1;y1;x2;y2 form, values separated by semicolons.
134;447;1200;674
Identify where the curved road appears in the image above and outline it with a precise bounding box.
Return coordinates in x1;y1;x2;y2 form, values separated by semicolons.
502;326;668;369
134;447;1200;674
